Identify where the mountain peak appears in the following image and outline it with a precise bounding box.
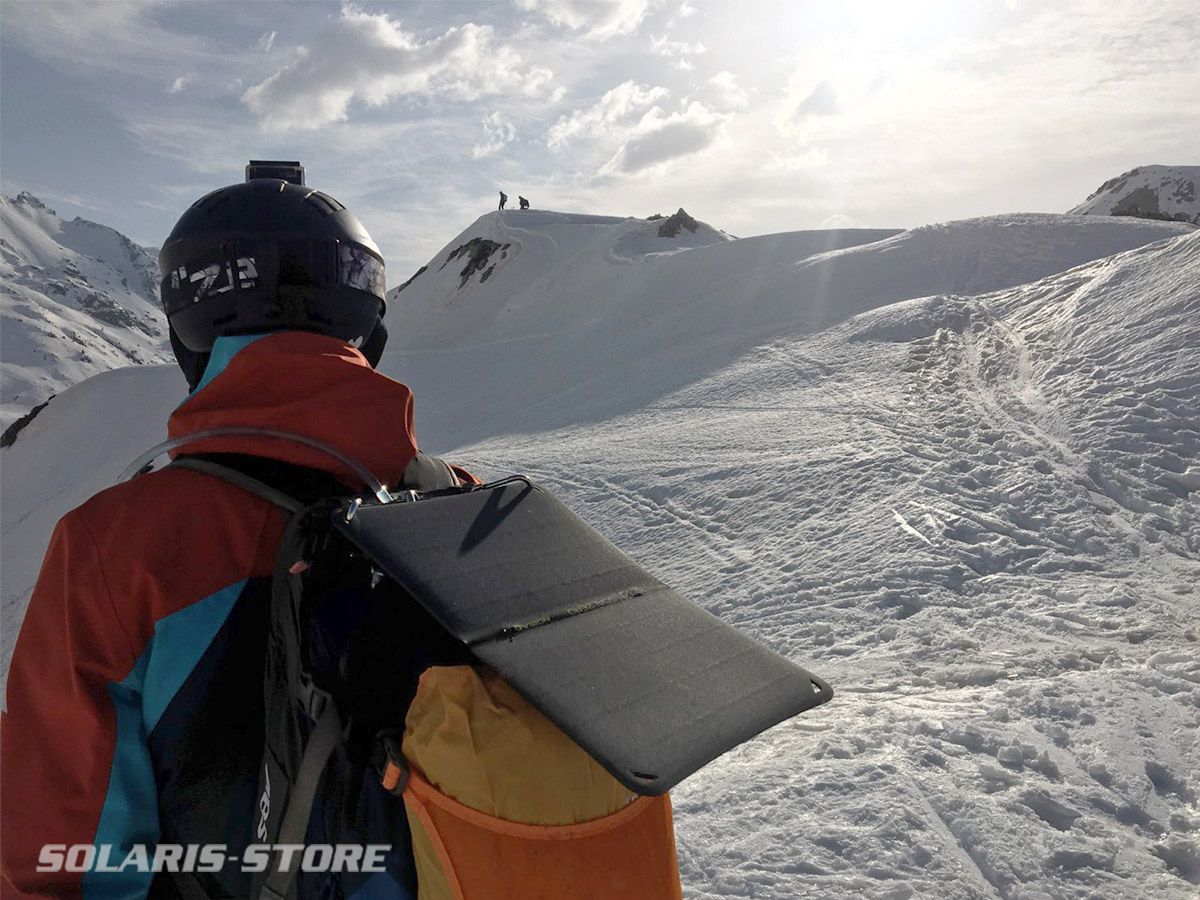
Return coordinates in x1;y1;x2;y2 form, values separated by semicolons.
656;208;700;238
1070;165;1199;225
1;195;168;428
13;192;56;216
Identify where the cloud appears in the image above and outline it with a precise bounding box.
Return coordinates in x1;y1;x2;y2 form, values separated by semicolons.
472;112;517;158
2;1;212;77
703;71;750;111
548;80;723;175
516;0;650;40
775;55;867;136
547;80;669;149
601;102;723;174
667;1;696;27
793;81;840;118
168;75;193;94
652;34;706;71
650;35;707;58
819;213;863;228
242;6;557;131
257;31;277;52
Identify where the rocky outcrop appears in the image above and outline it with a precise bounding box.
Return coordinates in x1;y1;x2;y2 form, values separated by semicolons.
15;192;55;214
394;265;427;295
441;237;511;288
1071;166;1199;225
656;208;701;237
2;396;52;448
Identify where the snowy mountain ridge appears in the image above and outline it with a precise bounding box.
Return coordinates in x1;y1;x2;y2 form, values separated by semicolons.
0;192;170;428
1070;165;1200;225
390;208;742;315
385;210;1190;451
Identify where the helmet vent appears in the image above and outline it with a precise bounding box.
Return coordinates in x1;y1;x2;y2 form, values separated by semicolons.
196;193;231;218
305;191;346;215
189;188;224;212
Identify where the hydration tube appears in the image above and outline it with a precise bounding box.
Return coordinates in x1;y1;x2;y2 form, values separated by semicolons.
118;427;395;503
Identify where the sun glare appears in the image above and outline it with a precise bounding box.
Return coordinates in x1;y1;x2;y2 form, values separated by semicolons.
805;0;987;48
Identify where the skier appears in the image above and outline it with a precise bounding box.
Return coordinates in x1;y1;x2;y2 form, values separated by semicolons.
498;190;507;210
518;196;530;210
0;166;472;898
1;169;829;900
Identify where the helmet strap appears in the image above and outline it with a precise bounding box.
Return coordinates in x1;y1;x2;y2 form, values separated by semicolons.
361;318;388;368
170;325;211;393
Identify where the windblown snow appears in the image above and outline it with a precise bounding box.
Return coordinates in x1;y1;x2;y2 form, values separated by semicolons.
2;204;1197;899
0;192;170;429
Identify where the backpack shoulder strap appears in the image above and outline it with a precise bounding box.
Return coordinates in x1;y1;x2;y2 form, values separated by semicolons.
168;451;460;900
256;702;344;900
169;451;460;508
168;456;307;515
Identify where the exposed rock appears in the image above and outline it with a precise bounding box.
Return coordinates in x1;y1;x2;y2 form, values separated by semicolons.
394;265;428;295
1109;187;1188;223
440;238;510;288
657;208;700;238
76;291;146;331
1072;166;1200;225
15;192;55;215
2;396;53;448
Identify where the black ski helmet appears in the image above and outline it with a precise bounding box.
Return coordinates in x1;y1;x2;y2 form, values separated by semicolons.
159;161;387;388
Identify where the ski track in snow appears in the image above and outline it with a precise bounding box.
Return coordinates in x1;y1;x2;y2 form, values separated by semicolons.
3;213;1198;899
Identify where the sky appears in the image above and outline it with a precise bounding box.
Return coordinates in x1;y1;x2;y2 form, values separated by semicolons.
2;0;1198;279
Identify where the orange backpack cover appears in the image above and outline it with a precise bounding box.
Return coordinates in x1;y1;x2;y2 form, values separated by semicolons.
401;667;683;900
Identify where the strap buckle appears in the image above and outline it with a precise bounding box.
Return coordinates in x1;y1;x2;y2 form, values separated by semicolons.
375;730;409;796
297;675;332;721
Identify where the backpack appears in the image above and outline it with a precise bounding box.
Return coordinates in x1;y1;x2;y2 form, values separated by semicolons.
165;451;473;900
132;434;832;899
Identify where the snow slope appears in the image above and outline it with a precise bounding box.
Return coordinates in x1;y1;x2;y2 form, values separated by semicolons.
2;209;1197;899
0;192;170;428
444;227;1200;900
386;210;1189;451
1070;165;1200;225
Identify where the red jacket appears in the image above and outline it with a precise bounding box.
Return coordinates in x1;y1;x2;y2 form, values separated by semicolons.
1;332;455;898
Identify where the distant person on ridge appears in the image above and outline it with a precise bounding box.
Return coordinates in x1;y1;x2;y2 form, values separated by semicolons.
519;196;530;210
498;190;507;210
